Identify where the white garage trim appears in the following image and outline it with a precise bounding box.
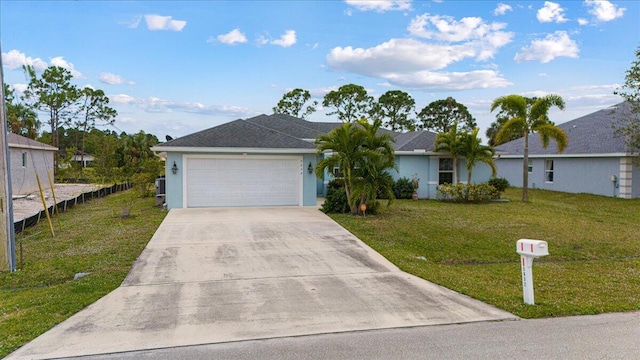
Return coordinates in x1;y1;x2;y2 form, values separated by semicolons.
182;154;304;207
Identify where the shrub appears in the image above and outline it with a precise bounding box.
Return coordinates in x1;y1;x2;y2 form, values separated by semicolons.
488;177;510;196
436;183;498;203
321;179;350;213
393;177;415;199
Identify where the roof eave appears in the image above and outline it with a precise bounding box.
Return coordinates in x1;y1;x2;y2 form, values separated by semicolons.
151;146;317;154
496;152;630;159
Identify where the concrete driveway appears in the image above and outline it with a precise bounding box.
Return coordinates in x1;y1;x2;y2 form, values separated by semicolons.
8;207;516;359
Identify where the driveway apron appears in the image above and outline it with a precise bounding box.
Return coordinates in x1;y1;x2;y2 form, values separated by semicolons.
8;207;516;359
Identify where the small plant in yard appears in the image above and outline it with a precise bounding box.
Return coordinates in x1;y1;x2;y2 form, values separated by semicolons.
436;183;497;203
488;177;510;198
411;173;419;190
321;179;350;214
393;177;414;199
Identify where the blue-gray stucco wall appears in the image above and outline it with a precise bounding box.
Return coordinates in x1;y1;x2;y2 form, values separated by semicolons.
495;157;626;197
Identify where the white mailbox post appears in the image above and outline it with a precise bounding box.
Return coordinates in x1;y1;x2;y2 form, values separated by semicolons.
516;239;549;305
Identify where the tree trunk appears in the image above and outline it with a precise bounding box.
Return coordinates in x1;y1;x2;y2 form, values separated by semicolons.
453;156;459;183
522;132;529;202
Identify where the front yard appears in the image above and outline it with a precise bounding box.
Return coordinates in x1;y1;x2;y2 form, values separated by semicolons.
0;191;167;358
331;188;640;318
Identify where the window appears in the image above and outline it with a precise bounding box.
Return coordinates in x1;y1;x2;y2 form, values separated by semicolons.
528;159;533;173
332;165;342;178
21;152;27;167
545;160;554;182
439;158;454;184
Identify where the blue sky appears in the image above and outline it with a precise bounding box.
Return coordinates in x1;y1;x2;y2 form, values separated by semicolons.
1;1;638;141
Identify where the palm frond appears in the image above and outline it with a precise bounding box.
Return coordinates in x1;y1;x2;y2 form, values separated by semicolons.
494;117;525;145
535;124;568;152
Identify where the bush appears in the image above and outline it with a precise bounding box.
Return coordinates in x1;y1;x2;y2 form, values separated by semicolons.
436;183;498;203
321;179;350;213
488;177;510;197
393;177;415;199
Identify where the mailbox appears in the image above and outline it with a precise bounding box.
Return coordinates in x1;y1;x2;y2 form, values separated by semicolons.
517;239;549;305
516;239;548;257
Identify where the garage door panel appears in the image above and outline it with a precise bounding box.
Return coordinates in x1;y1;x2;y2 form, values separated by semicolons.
186;157;302;207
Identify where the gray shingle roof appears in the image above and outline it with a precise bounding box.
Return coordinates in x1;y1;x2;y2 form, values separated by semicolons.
159;119;315;149
246;114;325;139
495;102;634;156
157;114;439;152
271;113;343;134
393;130;438;151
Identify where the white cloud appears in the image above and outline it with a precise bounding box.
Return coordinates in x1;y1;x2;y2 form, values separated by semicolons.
493;3;512;16
1;49;47;71
271;30;297;47
345;0;412;12
585;0;625;22
256;35;269;46
327;38;511;90
109;94;138;104
124;16;142;29
577;18;589;25
538;72;550;77
215;28;247;45
11;83;28;94
514;31;579;63
99;72;135;85
407;14;513;45
309;86;339;98
50;56;83;78
537;1;568;23
327;13;515;91
385;70;511;90
109;94;253;117
257;30;297;47
144;14;187;31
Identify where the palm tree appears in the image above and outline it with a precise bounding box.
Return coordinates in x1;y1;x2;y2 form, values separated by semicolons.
435;123;465;183
490;94;568;202
351;118;396;212
315;122;367;213
461;128;497;186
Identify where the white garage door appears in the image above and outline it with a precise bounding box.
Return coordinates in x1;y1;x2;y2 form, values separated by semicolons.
185;157;302;207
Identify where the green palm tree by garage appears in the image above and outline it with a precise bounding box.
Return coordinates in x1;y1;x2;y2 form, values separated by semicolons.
490;94;568;202
351;118;396;212
435;123;465;183
315;122;366;213
315;118;395;214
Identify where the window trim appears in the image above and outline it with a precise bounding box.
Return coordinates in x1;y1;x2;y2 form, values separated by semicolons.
438;158;454;185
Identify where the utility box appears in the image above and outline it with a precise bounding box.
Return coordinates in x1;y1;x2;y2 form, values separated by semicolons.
516;239;549;257
155;176;166;207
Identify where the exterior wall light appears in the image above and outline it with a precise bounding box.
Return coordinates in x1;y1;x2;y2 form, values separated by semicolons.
308;162;313;174
171;161;178;175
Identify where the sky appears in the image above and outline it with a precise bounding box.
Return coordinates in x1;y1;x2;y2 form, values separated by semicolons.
1;0;639;141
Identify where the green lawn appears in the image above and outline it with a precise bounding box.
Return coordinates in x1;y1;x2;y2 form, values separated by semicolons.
330;188;640;319
0;191;167;358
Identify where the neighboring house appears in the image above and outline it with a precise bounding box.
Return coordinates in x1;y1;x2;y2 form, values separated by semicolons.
59;149;95;168
8;133;57;196
152;114;494;209
495;102;640;198
72;151;94;168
